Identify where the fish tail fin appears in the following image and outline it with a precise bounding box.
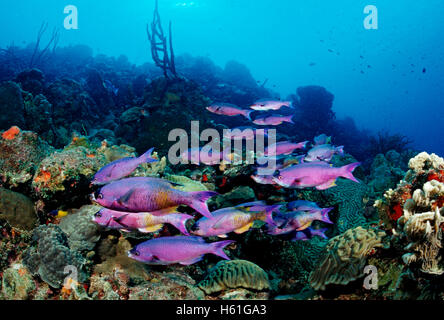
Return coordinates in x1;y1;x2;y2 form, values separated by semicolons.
286;115;294;124
339;162;361;183
187;191;218;218
321;208;334;224
301;141;309;148
210;240;235;260
244;110;253;121
140;147;158;163
316;227;329;239
336;145;345;155
166;213;193;235
264;205;282;226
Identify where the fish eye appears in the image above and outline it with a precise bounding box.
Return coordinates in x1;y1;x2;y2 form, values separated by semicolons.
98;193;103;199
94;211;102;217
278;175;283;180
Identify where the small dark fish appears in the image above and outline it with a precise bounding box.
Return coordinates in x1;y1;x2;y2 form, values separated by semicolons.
103;80;119;96
422;68;426;73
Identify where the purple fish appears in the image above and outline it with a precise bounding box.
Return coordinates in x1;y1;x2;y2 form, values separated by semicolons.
313;134;331;146
252;114;294;126
180;147;232;165
292;227;329;241
268;208;333;235
251;174;277;185
191;201;279;237
128;236;234;265
287;200;333;216
92;207;193;235
305;144;344;162
93;177;217;218
250;99;293;111
206;103;253;120
91;147;158;185
272;162;361;190
223;127;268;141
264;140;308;156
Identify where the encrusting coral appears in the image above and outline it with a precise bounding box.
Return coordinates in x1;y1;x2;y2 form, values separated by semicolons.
309;226;386;290
197;259;270;295
0;126;53;187
398;207;444;275
374;152;444;275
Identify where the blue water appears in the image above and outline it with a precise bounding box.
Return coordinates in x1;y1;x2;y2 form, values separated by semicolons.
1;0;443;155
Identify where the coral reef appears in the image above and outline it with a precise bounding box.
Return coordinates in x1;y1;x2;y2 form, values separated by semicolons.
59;205;101;254
197;259;270;295
0;127;53;187
309;226;386;290
0;188;37;230
22;224;87;288
0;263;36;300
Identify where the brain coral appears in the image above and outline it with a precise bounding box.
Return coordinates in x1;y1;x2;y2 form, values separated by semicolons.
22;224;86;288
197;259;270;294
301;179;368;233
0;188;38;230
309;226;386;290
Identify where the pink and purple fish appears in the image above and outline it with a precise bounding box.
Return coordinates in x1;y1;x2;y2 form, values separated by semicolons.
287;200;333;216
305;144;344;162
127;236;234;265
292;227;329;241
92;207;193;235
268;208;333;235
252;114;294;126
206;103;253;120
223;127;268;141
179;147;232;165
191;201;279;238
93;177;217;218
272;161;361;190
91;147;158;185
264;140;308;156
250;99;293;111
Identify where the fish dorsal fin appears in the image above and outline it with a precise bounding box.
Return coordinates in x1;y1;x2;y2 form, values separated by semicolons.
235;201;266;207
